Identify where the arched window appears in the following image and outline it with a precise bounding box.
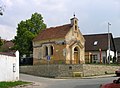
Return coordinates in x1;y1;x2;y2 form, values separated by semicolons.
74;47;78;52
50;46;53;55
75;20;77;24
75;25;77;30
45;46;48;56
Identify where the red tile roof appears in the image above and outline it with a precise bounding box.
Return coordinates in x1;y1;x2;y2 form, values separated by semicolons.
33;24;72;41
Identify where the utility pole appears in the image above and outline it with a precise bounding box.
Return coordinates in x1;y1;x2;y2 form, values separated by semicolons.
108;22;111;64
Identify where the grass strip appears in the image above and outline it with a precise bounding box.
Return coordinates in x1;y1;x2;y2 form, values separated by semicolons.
0;81;30;88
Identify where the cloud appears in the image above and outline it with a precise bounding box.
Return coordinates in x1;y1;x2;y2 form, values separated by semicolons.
0;0;120;40
1;0;13;7
0;24;16;40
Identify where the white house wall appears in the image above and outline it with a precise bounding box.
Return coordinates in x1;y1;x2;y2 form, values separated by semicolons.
107;50;115;58
0;51;19;82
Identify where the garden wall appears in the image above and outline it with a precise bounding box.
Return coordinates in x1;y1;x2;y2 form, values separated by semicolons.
20;64;119;77
20;64;83;77
83;64;119;76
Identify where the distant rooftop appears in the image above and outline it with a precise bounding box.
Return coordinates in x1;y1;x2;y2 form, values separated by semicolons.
83;33;115;51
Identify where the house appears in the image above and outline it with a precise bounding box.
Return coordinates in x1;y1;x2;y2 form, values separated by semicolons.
114;37;120;63
0;40;14;52
84;33;116;64
0;51;19;81
33;16;85;65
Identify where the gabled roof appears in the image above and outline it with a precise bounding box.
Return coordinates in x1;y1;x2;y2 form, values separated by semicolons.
114;37;120;52
33;24;72;41
83;33;115;51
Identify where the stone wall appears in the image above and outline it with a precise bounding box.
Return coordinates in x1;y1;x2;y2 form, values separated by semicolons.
20;64;83;77
83;64;119;76
20;64;119;77
20;65;58;77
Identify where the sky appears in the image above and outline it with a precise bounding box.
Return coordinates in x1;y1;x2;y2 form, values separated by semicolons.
0;0;120;40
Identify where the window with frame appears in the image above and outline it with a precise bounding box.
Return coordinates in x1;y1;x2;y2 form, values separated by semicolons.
92;54;98;63
93;54;98;60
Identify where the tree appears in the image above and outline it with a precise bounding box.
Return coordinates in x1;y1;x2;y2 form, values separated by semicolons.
0;7;3;15
0;37;3;48
0;5;5;16
13;12;46;57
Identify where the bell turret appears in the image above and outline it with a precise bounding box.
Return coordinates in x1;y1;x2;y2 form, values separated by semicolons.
70;14;78;31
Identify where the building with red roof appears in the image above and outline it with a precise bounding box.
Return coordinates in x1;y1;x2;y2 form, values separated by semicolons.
33;17;85;65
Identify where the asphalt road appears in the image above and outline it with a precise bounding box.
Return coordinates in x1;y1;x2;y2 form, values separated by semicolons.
20;73;119;88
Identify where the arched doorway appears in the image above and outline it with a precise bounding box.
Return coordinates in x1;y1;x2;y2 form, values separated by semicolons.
74;47;80;64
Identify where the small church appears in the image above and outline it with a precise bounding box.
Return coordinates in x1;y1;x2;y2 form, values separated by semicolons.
33;16;85;65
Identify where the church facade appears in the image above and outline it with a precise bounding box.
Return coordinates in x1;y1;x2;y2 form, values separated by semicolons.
33;17;85;65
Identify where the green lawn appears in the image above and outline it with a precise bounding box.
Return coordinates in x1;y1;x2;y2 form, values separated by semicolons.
0;81;30;88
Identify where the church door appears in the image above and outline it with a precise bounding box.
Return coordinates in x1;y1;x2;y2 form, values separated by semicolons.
74;47;79;64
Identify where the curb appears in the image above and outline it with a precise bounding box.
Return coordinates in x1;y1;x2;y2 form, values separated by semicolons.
81;74;116;79
55;74;116;79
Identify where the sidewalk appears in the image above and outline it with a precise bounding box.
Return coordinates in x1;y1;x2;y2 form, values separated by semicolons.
82;74;116;79
56;74;116;79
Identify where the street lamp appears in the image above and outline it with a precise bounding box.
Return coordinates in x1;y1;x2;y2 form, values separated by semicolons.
108;22;111;64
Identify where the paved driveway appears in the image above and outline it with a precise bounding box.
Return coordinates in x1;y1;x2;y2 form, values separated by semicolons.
16;73;66;88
